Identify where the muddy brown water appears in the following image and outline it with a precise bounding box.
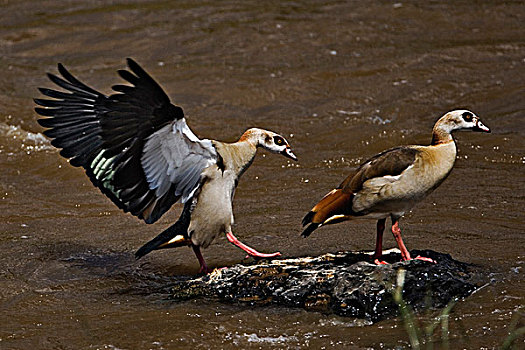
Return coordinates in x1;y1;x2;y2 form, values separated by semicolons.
1;1;524;349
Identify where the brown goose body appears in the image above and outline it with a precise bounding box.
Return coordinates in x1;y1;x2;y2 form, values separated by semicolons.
302;110;490;262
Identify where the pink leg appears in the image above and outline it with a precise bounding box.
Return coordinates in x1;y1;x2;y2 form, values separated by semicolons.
373;218;388;265
391;220;412;261
391;220;436;263
226;232;281;258
192;244;212;274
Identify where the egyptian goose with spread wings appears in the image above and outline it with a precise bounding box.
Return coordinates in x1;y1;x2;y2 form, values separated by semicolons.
35;58;297;273
302;110;490;263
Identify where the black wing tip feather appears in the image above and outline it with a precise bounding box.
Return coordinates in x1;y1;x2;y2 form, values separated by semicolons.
301;223;320;238
134;221;188;259
126;58;142;73
56;63;75;84
34;106;55;117
33;98;49;106
135;244;153;260
125;58;147;80
302;211;315;227
135;236;167;259
57;62;66;73
36;116;52;128
33;101;51;119
301;211;319;237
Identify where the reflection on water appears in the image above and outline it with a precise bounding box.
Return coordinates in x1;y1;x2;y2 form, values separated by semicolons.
1;1;524;349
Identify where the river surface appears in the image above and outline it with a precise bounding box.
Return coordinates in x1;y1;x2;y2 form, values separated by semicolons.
1;1;524;349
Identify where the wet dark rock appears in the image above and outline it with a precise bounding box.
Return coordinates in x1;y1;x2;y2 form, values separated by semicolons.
170;249;486;322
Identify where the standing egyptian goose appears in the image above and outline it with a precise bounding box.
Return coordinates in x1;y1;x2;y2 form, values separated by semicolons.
35;58;297;273
302;110;490;263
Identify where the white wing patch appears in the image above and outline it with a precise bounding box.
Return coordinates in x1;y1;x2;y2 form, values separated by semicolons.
352;164;415;213
141;119;217;203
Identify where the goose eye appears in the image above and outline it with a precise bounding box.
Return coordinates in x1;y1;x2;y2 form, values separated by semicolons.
462;112;473;122
273;136;285;146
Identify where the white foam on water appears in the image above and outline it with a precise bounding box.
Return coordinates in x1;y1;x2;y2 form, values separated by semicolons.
242;333;299;344
0;122;52;153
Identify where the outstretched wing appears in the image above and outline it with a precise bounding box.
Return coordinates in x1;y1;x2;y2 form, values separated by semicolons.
35;58;217;224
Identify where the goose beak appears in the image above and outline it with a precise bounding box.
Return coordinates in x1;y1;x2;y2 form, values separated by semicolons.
473;119;490;133
282;146;298;161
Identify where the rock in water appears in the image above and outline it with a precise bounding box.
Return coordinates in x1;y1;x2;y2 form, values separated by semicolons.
171;249;485;322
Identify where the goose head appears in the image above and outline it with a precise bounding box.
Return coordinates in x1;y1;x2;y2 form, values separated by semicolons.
241;128;297;161
437;110;491;134
432;110;490;144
